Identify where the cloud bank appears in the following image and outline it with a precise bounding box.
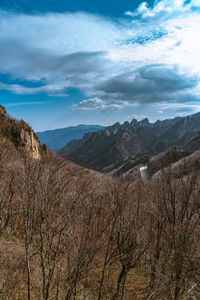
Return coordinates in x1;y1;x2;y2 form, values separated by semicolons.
0;0;200;114
97;64;199;103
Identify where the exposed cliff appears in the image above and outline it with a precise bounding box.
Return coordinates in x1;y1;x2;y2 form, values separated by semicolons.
0;105;43;160
20;129;41;159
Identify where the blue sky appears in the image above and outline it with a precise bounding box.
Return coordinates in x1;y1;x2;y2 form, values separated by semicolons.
0;0;155;16
0;0;200;131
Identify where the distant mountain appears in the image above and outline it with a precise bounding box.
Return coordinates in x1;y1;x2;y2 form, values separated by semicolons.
37;124;105;151
58;112;200;175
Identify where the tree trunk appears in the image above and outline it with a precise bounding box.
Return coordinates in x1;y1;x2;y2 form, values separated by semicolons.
112;265;126;300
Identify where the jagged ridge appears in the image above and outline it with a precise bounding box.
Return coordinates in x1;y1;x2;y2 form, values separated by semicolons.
58;112;200;174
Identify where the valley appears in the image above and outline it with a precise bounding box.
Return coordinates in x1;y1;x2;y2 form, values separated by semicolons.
0;106;199;299
56;112;200;178
1;0;200;298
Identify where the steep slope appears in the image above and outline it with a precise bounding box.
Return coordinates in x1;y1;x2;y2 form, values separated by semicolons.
147;147;192;177
59;120;165;172
0;105;44;159
37;124;105;151
0;105;200;300
150;150;200;180
154;112;200;150
59;112;200;174
184;133;200;152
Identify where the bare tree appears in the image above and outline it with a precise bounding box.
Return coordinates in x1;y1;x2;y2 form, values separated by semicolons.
147;162;200;300
111;180;150;300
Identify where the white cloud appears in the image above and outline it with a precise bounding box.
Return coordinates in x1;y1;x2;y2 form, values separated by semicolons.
0;81;70;96
154;102;200;115
4;101;48;107
114;2;200;77
125;0;200;19
0;11;123;56
0;1;200;112
73;97;133;111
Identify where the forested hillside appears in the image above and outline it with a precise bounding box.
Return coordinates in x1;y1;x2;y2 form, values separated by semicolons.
0;107;200;300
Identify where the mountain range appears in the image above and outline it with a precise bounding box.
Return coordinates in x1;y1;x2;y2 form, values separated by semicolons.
0;104;200;299
58;112;200;176
37;124;105;151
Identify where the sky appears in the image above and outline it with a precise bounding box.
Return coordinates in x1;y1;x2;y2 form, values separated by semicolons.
0;0;200;131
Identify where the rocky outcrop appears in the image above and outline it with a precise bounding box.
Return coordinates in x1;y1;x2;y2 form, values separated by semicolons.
0;106;42;160
20;129;41;159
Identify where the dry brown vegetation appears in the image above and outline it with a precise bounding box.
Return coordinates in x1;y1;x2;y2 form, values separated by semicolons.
0;124;200;300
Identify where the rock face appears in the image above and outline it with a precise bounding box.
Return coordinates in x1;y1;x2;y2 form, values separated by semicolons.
58;112;200;175
20;129;41;159
0;106;43;160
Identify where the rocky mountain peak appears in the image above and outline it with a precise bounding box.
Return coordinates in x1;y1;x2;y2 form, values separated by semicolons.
123;121;130;128
130;118;138;127
131;117;150;128
139;118;150;127
58;112;200;175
